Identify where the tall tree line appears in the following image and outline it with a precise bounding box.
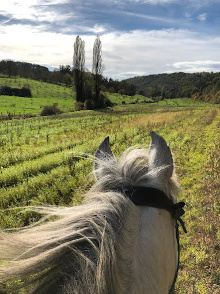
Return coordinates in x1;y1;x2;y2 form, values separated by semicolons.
73;36;111;109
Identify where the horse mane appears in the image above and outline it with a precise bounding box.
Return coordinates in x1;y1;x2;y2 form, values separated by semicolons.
0;146;180;294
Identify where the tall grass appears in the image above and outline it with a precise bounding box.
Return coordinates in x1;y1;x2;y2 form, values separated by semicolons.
0;102;219;293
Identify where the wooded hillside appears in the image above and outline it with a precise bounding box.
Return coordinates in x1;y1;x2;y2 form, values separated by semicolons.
126;72;220;103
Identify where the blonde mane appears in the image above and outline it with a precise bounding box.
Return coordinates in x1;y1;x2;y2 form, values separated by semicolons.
0;132;181;294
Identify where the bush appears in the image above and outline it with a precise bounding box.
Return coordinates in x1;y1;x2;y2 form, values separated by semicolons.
104;96;115;107
94;92;114;109
20;86;32;97
0;86;32;97
75;102;84;111
75;93;114;111
40;104;63;116
84;99;94;110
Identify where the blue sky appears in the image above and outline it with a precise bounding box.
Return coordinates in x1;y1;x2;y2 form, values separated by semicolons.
0;0;220;80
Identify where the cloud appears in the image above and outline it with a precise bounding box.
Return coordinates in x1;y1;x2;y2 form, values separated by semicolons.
133;0;177;3
197;13;207;21
0;24;74;67
1;24;219;79
172;60;220;72
0;1;74;28
119;10;179;25
1;1;219;79
100;29;220;79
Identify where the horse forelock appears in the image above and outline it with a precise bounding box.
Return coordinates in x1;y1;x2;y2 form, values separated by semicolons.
92;146;179;202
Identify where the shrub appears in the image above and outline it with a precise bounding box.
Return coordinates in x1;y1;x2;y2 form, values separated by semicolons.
94;92;114;109
40;104;63;116
75;93;114;111
20;86;32;97
104;96;115;107
75;102;84;111
213;90;220;104
84;99;94;110
0;86;32;97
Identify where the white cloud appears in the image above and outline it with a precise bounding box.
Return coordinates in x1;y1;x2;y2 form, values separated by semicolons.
0;0;38;21
0;0;71;24
0;25;74;67
120;10;178;25
0;0;219;80
197;13;207;22
1;26;220;79
100;29;220;79
172;60;220;72
87;24;110;34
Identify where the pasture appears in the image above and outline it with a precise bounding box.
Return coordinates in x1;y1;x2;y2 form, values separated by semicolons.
0;76;75;115
0;102;219;293
0;76;207;115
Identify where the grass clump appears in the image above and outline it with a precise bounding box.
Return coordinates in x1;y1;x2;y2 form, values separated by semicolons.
40;104;63;116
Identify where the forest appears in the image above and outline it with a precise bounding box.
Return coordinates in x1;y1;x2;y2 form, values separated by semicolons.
126;72;220;104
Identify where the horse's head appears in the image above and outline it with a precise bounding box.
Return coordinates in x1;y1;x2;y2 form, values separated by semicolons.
0;131;185;294
92;131;185;293
93;131;179;202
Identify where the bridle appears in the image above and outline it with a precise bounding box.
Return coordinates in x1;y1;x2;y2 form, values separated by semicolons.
123;186;187;294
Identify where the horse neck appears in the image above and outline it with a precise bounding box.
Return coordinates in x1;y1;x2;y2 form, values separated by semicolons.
117;205;177;294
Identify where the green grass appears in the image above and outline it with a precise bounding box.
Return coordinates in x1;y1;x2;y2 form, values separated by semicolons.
0;77;75;114
157;97;209;106
108;92;153;104
0;76;208;115
0;78;219;293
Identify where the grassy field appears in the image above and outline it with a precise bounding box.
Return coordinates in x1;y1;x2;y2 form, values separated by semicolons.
0;81;219;292
0;76;208;115
0;76;75;114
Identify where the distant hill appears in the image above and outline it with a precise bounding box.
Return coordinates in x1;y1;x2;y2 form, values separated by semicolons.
125;72;220;103
0;60;72;86
1;60;219;104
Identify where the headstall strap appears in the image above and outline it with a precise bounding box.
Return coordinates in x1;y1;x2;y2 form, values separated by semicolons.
124;186;187;233
123;186;187;293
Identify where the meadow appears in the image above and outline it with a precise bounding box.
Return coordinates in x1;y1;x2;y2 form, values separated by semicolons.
0;76;207;115
0;77;219;293
0;76;75;115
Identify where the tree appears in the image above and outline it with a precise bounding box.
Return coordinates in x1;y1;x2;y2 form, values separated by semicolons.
92;36;105;104
0;60;17;77
73;36;85;102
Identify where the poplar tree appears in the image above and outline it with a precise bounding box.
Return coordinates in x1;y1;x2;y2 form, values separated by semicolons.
73;36;85;102
92;36;105;103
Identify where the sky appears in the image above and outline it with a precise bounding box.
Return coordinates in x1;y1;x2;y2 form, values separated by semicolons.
0;0;220;80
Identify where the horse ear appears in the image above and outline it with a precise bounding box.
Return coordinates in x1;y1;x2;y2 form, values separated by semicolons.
148;131;173;180
94;137;115;175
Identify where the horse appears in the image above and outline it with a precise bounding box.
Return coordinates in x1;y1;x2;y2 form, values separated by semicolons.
0;131;186;294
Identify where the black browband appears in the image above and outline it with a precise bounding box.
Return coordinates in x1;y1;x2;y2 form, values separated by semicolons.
123;186;187;293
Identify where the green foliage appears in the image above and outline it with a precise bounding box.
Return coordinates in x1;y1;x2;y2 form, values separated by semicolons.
84;99;94;110
0;76;212;116
75;92;114;111
0;86;32;97
40;104;63;116
93;92;114;109
75;101;85;111
126;72;220;103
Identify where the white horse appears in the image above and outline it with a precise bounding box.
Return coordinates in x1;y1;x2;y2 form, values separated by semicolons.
0;131;186;294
